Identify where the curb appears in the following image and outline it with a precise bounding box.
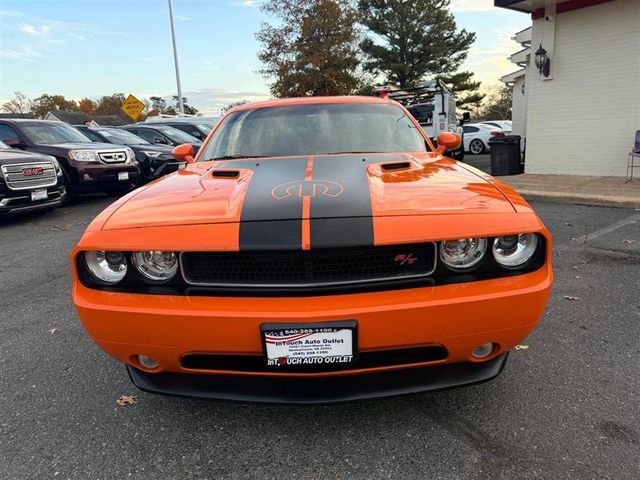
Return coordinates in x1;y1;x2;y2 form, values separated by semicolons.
517;190;640;209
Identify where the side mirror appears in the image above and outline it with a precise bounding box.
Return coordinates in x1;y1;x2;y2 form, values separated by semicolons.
172;143;195;164
4;138;25;149
436;132;462;154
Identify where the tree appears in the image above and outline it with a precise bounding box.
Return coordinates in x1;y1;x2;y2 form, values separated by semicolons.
149;96;167;113
358;0;476;89
222;100;251;113
78;98;96;115
94;93;126;116
437;71;484;111
31;94;80;118
1;91;33;114
479;85;512;120
257;0;362;97
170;96;199;115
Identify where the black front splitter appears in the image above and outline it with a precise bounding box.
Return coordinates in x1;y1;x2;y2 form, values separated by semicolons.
127;353;509;405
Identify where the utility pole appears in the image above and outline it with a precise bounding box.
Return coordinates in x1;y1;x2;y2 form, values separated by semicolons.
167;0;184;115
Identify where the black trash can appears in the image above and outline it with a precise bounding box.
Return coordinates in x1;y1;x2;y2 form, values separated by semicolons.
488;135;523;176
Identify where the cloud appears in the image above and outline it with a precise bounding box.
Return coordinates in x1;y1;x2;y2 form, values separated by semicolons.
175;15;192;21
0;45;44;62
242;0;258;7
182;88;270;115
461;28;523;86
19;24;51;36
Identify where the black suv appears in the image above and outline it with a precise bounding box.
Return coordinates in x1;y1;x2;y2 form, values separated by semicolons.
0;119;141;196
120;124;202;153
140;118;217;141
76;126;185;183
0;140;66;215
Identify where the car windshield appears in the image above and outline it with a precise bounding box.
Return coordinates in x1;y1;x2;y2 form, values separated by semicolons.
95;129;151;145
22;123;92;145
154;125;201;144
201;103;428;160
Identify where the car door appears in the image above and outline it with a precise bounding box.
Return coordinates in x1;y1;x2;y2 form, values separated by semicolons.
462;126;479;151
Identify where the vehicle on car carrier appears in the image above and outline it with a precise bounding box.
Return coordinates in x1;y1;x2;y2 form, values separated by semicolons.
374;81;465;161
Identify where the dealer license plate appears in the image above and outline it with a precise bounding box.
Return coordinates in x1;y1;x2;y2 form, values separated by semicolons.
117;172;129;181
261;321;357;368
31;189;48;201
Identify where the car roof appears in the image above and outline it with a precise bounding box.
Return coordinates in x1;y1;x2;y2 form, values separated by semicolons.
230;96;396;113
0;119;66;125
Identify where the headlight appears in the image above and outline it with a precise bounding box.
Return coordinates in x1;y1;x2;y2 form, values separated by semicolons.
83;251;127;285
132;251;178;282
493;234;538;268
440;238;487;270
125;147;135;162
69;150;98;162
140;150;163;158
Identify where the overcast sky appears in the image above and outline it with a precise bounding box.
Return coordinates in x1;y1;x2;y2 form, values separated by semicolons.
0;0;530;115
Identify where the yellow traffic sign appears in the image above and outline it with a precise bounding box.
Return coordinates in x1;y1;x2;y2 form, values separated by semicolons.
121;94;145;121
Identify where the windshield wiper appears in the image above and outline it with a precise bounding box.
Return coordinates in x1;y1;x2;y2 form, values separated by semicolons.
210;155;264;161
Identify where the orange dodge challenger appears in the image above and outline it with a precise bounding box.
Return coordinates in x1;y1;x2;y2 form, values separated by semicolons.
72;96;552;404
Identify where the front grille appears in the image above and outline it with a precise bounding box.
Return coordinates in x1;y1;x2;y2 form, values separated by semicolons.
181;243;436;288
1;162;57;190
181;345;448;373
98;151;127;164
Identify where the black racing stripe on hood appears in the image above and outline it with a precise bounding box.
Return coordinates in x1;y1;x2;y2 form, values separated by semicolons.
309;154;405;249
232;157;309;250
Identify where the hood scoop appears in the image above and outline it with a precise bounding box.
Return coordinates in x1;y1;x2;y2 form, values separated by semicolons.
211;169;240;178
380;161;412;171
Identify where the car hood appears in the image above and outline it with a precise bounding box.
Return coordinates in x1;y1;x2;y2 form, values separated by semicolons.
0;149;56;165
37;142;126;152
130;144;173;154
102;152;516;232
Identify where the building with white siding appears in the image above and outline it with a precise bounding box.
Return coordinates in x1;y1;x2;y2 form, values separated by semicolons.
496;0;640;177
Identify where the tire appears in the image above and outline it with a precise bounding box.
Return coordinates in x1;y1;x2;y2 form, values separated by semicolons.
58;174;71;206
469;139;485;155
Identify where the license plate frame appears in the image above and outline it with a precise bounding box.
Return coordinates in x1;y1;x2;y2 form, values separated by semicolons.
261;320;358;369
31;188;48;202
117;171;129;181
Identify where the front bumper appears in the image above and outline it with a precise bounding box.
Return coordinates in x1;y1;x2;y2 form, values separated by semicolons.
0;183;66;215
74;263;551;401
71;163;141;191
128;353;509;404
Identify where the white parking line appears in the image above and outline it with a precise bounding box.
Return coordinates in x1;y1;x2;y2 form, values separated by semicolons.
575;213;640;243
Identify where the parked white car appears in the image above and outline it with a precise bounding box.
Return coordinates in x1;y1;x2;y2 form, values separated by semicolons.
478;120;512;131
462;123;510;155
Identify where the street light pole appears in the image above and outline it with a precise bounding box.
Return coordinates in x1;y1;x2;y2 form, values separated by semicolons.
167;0;184;115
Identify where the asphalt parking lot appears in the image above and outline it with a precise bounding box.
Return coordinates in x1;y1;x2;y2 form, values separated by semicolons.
1;192;639;480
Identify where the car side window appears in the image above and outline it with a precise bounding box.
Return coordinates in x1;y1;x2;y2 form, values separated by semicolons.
133;129;159;143
463;126;479;134
172;124;204;141
0;124;22;143
82;129;104;142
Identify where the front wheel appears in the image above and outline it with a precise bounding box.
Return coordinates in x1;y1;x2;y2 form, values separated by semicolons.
469;139;485;155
